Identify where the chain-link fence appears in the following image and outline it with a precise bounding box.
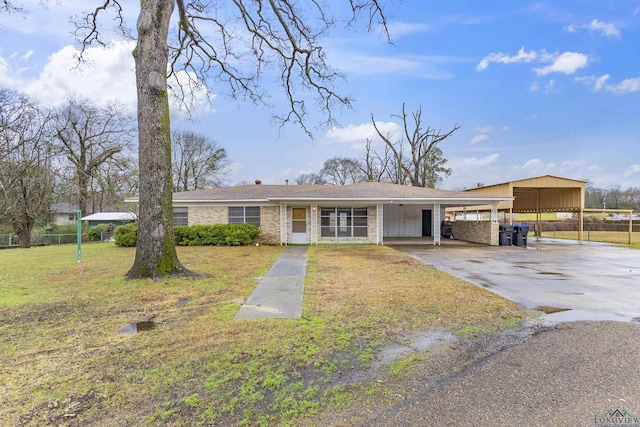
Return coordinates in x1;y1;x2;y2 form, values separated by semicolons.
521;219;640;244
1;233;83;247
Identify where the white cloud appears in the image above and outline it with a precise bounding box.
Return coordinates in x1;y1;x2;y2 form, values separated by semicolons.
567;19;620;38
478;48;589;77
533;52;589;76
332;52;424;76
470;134;489;144
577;74;640;93
521;158;549;170
325;121;401;147
624;165;640;177
594;74;610;91
476;47;537;71
387;22;430;38
544;79;556;94
0;41;212;116
475;126;492;133
607;77;640;93
452;153;500;168
0;42;137;111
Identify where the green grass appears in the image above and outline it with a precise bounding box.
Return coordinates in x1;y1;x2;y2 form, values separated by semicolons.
0;243;527;426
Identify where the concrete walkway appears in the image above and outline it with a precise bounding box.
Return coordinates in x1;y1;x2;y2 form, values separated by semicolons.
235;246;307;319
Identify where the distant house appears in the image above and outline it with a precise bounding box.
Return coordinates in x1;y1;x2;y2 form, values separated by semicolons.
81;212;137;228
50;203;80;226
127;181;513;245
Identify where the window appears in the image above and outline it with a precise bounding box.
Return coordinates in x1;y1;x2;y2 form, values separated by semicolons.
229;206;261;228
320;207;367;238
68;214;77;221
173;207;188;226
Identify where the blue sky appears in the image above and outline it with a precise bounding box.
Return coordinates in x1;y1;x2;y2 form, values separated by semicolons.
1;1;639;189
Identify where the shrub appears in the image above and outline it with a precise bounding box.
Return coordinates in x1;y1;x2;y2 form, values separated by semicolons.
176;224;259;246
88;224;113;241
114;223;138;247
115;223;260;247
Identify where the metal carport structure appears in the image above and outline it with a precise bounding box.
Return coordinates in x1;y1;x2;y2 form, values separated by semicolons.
452;175;589;243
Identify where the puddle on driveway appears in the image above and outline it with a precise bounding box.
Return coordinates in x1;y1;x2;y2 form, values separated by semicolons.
536;306;571;314
119;321;156;334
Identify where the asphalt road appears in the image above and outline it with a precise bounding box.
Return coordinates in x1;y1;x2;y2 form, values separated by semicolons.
362;321;640;427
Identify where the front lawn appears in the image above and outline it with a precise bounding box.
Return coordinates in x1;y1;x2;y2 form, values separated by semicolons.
0;243;526;426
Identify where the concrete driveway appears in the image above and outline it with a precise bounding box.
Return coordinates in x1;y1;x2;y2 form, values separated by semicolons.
393;239;640;323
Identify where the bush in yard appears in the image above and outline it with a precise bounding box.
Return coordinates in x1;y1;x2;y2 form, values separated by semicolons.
115;223;259;247
175;224;260;246
88;224;112;241
114;223;138;247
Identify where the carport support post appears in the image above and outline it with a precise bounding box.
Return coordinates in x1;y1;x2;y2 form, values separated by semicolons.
578;209;584;244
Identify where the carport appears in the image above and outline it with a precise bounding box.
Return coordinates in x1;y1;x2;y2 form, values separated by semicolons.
451;175;588;243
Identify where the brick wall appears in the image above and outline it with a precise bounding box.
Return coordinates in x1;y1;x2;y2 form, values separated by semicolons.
189;206;226;225
260;206;280;244
451;221;499;246
187;205;281;245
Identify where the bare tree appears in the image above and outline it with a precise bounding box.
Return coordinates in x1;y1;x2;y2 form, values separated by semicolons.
372;103;458;188
295;173;327;185
320;157;365;185
51;97;136;215
0;91;54;247
0;89;34;156
172;130;229;191
57;0;390;278
361;138;389;182
88;150;140;211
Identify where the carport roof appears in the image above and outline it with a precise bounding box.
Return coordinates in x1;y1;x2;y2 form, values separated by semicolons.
463;175;586;213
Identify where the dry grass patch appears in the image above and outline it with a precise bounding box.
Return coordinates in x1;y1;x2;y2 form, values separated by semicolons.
305;246;524;337
1;243;527;426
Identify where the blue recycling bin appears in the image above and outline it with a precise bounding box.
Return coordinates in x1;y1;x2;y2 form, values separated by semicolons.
513;224;530;247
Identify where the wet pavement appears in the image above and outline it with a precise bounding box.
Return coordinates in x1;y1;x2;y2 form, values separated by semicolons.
393;238;640;323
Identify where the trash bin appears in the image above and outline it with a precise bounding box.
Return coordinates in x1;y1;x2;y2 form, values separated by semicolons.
513;224;529;247
499;225;513;246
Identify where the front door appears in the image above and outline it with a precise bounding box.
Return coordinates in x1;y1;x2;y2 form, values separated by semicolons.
422;210;432;237
291;208;308;243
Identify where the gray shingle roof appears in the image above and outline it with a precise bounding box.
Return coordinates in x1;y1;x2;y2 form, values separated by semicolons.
172;182;511;203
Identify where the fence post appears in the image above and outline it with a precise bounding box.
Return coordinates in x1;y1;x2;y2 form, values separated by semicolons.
77;209;82;263
8;233;11;246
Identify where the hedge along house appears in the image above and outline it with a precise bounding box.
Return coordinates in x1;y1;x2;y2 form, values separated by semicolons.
152;181;513;246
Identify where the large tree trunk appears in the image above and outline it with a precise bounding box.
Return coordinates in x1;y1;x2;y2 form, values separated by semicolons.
127;0;191;279
16;223;33;248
